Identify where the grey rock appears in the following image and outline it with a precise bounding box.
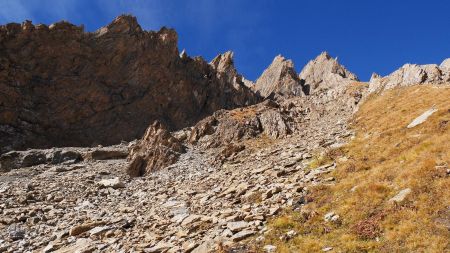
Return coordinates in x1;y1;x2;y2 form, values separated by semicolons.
0;150;46;171
144;242;173;253
407;108;438;128
226;221;249;232
89;226;112;236
389;188;412;204
231;230;255;242
181;215;201;226
324;212;340;222
7;224;25;241
88;148;128;160
263;245;277;253
97;177;125;189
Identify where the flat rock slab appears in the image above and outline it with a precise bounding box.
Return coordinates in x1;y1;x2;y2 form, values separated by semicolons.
88;148;128;160
227;221;249;232
97;177;125;189
231;230;255;242
389;188;412;204
407;108;438;128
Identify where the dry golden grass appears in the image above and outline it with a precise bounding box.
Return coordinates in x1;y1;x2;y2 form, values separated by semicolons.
346;81;369;95
229;106;258;121
262;85;450;252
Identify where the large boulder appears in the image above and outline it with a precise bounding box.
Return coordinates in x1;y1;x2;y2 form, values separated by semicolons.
189;100;290;148
127;121;185;177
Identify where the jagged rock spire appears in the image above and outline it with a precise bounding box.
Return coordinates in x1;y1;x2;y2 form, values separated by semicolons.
210;51;236;75
299;51;358;94
370;72;381;82
254;55;304;97
95;14;142;36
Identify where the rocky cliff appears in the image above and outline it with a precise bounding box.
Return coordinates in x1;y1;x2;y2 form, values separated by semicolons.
0;15;259;154
253;52;359;99
254;55;305;97
368;58;450;92
299;51;359;95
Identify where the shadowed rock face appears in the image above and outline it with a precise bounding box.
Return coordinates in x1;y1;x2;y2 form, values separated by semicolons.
0;15;259;153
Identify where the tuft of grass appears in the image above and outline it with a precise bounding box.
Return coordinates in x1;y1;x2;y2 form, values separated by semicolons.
307;155;328;170
229;106;258;121
260;85;450;252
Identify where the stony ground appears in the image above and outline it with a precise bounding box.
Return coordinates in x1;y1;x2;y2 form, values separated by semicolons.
0;94;356;253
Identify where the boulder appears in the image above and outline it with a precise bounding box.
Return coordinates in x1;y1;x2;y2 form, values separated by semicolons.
231;230;255;242
407;108;438;128
97;177;125;189
127;121;185;176
227;221;249;232
259;110;290;138
389;188;412;204
0;150;46;171
50;150;82;164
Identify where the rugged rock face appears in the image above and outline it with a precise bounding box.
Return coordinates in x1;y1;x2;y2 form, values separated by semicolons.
0;145;127;172
0;76;360;251
368;59;450;92
254;55;305;97
188;100;291;149
127;121;185;177
299;52;359;95
0;15;259;154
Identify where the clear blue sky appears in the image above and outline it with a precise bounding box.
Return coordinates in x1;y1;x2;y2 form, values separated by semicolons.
1;0;449;81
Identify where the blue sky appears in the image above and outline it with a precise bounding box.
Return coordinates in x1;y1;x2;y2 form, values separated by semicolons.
1;0;449;81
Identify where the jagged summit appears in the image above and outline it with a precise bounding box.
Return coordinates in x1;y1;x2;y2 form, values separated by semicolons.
96;14;142;35
370;72;381;82
299;51;359;94
210;51;235;73
254;54;304;97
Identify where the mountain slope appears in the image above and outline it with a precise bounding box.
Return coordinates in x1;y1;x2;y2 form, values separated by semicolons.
261;85;450;252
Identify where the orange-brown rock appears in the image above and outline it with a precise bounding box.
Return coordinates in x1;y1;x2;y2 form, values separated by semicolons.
0;15;259;153
127;121;185;177
189;100;291;148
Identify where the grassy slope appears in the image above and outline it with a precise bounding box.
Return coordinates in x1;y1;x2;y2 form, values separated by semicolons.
262;85;450;252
